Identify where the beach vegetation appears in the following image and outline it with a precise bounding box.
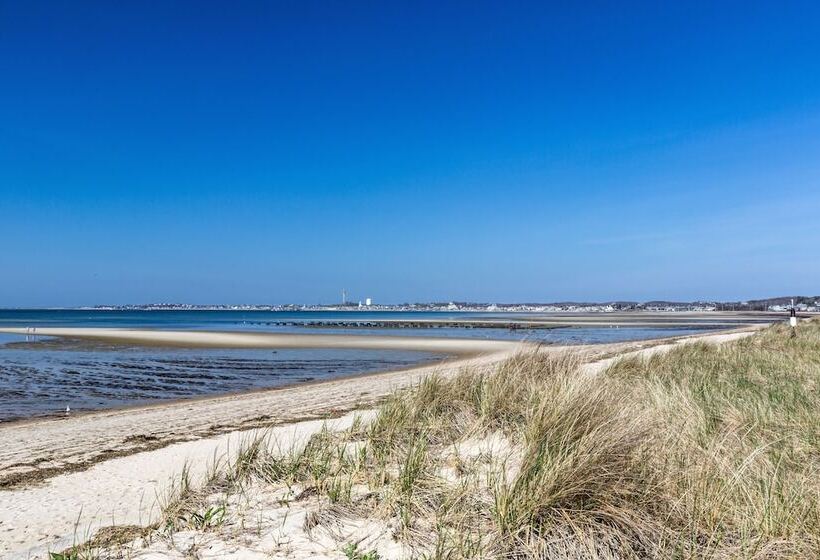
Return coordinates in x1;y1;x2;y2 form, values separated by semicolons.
75;319;820;558
343;542;383;560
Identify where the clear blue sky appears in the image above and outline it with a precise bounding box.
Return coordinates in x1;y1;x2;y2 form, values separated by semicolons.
2;1;819;306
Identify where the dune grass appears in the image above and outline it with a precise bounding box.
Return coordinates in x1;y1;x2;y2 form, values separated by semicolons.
297;321;818;558
63;320;820;559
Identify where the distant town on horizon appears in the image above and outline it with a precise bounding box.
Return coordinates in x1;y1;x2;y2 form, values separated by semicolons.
25;295;819;313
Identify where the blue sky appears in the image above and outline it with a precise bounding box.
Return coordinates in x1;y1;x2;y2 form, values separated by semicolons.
1;1;819;306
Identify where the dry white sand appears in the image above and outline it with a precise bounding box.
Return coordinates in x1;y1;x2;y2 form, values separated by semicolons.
0;327;760;558
2;410;378;559
579;329;756;375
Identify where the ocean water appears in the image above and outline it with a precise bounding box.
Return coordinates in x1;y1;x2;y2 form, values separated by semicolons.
0;339;439;422
0;310;716;422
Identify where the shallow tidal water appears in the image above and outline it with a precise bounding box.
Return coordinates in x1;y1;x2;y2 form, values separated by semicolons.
0;310;717;422
0;338;440;422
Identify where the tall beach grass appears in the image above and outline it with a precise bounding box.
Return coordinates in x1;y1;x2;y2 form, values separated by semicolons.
61;320;820;559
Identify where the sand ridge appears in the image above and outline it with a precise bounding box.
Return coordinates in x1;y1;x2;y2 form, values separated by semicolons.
0;327;517;354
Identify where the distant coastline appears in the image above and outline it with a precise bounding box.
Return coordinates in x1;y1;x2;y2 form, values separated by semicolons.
3;294;818;313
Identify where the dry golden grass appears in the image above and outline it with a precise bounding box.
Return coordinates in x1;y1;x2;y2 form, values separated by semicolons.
66;320;820;559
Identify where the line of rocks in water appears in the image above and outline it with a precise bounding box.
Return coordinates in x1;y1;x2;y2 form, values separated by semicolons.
237;320;553;330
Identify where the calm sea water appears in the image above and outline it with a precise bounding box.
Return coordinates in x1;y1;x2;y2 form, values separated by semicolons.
0;310;713;422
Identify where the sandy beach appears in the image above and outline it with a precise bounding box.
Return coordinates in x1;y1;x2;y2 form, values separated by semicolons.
0;326;760;558
0;327;518;354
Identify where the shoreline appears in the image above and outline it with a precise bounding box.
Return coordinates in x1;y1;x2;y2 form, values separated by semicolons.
0;325;765;559
0;325;765;433
0;331;524;488
0;350;459;429
0;324;753;429
0;325;763;481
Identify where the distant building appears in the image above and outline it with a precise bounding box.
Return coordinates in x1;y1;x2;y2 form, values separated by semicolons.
365;298;372;306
